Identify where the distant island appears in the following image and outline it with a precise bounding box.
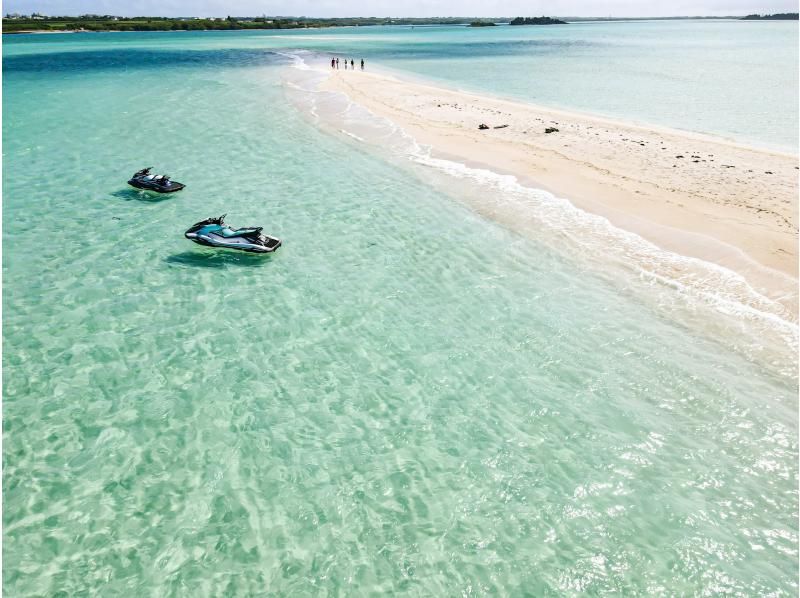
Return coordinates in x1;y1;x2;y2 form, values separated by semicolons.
469;21;497;27
509;17;568;25
741;13;799;20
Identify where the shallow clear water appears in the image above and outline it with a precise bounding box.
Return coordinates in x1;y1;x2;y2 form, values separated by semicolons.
6;20;797;149
3;25;798;595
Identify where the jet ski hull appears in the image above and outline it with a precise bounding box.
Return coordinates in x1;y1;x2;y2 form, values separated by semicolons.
185;232;282;253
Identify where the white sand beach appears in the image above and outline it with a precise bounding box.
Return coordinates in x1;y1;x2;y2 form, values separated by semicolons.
322;69;799;308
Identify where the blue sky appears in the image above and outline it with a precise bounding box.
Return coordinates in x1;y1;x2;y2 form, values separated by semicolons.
5;0;798;17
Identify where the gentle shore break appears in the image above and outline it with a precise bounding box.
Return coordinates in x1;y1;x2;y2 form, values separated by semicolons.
321;69;798;309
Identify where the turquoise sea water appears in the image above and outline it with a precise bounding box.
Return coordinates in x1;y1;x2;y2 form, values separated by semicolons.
6;20;797;149
3;23;798;595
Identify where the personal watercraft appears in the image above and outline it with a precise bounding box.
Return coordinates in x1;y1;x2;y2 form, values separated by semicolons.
184;215;281;253
128;167;185;193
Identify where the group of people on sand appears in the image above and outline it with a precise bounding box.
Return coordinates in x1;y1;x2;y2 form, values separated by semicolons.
331;57;365;71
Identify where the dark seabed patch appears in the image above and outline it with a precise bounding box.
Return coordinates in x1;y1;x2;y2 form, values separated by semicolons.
3;48;291;74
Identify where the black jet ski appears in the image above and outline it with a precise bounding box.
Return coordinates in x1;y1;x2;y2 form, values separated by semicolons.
128;167;185;193
184;215;281;253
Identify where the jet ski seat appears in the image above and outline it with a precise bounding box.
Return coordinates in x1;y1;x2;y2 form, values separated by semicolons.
220;227;263;239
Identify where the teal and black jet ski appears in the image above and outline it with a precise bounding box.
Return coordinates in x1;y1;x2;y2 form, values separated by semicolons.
184;215;281;253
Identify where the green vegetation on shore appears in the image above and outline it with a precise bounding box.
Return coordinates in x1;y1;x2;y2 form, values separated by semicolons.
509;16;568;25
3;15;487;33
5;13;795;33
4;16;298;33
741;13;799;20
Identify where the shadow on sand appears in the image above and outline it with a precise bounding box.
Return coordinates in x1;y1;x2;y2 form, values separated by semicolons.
165;251;273;269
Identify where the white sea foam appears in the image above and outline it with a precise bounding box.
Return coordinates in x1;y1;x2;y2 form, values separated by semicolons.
413;152;797;332
275;49;314;70
341;130;365;142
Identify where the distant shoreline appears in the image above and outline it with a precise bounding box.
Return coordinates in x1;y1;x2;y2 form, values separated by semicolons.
4;15;796;34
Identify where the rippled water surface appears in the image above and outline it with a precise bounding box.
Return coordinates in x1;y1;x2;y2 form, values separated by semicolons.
3;27;798;595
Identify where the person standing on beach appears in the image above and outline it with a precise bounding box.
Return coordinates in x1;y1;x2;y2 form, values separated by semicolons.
336;57;339;69
351;59;355;69
331;58;335;69
361;59;364;70
344;59;347;70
